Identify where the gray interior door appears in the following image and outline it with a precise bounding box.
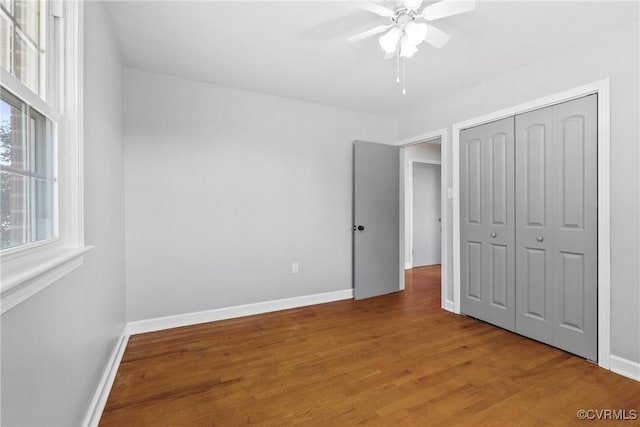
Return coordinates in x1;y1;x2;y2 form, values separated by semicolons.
460;117;516;331
353;140;400;300
515;95;597;360
412;163;441;267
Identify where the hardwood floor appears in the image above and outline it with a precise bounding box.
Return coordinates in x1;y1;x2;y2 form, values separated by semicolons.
101;266;640;426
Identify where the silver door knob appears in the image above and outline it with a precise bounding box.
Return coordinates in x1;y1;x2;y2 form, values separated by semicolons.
491;233;497;238
536;236;544;242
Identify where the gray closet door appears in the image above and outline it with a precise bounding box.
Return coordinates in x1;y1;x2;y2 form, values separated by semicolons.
514;106;555;343
460;117;516;331
515;95;597;360
353;140;400;300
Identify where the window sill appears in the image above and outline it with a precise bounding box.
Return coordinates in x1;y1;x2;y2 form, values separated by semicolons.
1;245;94;314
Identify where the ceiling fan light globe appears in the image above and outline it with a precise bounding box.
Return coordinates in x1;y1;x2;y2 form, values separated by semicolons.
400;37;418;57
379;27;401;53
405;22;427;46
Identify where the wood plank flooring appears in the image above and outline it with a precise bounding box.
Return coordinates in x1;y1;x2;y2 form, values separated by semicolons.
101;266;640;426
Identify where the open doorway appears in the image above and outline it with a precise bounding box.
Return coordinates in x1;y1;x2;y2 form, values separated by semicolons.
400;138;444;303
412;162;441;267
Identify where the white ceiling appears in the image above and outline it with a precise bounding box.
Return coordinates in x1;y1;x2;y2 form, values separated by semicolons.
104;1;639;115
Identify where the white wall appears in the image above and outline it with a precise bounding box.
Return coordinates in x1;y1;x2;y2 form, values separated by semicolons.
403;142;441;267
398;21;640;364
124;68;398;322
0;3;126;425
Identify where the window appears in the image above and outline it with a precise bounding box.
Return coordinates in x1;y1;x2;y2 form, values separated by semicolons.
1;0;52;252
1;0;87;314
1;0;45;95
1;89;54;250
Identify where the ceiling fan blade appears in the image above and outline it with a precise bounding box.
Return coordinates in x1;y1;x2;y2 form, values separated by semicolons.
421;0;476;21
358;1;395;18
424;24;451;48
346;24;391;43
403;0;423;10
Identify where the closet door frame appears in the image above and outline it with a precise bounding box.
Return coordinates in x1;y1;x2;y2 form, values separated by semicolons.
452;79;611;370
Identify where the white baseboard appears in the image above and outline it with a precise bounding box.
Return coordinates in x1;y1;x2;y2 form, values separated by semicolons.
127;289;354;336
404;262;412;270
442;300;454;312
83;329;129;427
610;355;640;382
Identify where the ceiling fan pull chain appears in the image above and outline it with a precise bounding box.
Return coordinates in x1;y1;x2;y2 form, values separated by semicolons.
396;48;400;83
403;57;406;95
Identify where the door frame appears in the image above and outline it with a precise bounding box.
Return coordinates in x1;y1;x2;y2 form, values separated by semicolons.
408;160;441;269
394;129;450;310
452;79;611;369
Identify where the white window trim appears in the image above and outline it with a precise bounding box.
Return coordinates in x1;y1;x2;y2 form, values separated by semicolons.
1;0;91;315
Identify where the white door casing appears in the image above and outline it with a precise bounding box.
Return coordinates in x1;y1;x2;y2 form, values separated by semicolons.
395;130;450;310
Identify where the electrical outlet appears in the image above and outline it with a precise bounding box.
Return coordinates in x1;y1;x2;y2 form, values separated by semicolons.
291;262;299;274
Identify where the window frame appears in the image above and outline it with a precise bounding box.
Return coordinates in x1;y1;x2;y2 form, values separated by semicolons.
0;0;47;97
1;0;90;314
1;87;58;253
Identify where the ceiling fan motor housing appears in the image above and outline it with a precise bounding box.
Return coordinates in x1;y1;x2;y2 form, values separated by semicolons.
393;9;417;29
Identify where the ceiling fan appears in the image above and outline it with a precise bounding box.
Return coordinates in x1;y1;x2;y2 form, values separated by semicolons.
347;0;475;93
348;0;476;56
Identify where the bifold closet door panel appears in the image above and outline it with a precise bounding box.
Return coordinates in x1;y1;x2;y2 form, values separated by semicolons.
515;95;597;360
460;124;485;321
550;95;597;361
460;117;516;331
515;107;555;345
483;118;516;330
